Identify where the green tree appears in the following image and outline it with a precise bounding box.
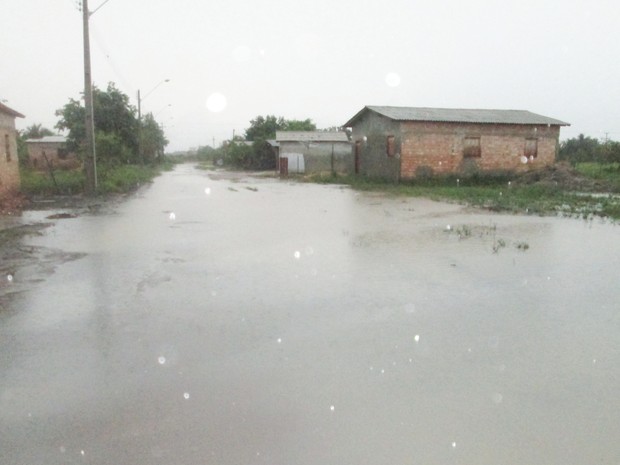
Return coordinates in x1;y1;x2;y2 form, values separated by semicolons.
21;124;55;139
244;115;285;141
600;140;620;165
282;118;316;132
140;113;168;162
225;141;253;168
559;134;600;165
55;82;139;163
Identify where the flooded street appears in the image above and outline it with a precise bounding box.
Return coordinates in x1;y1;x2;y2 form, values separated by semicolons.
1;163;619;465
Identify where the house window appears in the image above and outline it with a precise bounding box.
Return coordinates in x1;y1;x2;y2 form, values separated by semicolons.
386;135;395;157
4;134;10;162
463;137;481;158
525;138;538;158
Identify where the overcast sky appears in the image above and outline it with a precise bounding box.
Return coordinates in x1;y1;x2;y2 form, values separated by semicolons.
2;0;619;151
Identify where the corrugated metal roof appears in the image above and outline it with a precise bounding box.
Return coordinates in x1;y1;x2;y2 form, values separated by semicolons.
345;106;569;127
276;131;349;142
0;101;25;118
26;135;67;144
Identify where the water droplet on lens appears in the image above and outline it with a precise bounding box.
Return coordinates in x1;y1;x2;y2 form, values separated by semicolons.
206;92;227;113
451;442;457;448
184;392;190;399
169;212;176;221
205;187;211;195
81;450;85;456
158;356;166;365
330;405;335;411
385;72;401;87
414;334;420;343
294;251;301;259
277;338;282;344
7;274;13;282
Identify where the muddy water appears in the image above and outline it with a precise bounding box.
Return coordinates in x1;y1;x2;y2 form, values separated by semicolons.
1;164;619;465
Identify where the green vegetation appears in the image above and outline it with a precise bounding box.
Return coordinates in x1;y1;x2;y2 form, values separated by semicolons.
305;169;620;220
16;82;172;199
20;162;173;196
559;134;620;166
55;82;167;165
575;162;620;191
193;115;319;170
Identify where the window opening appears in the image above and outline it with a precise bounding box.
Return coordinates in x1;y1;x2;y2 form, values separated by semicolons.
463;137;481;158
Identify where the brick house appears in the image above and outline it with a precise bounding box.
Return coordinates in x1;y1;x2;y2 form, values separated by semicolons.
0;102;24;198
26;135;78;170
275;131;352;175
344;106;569;180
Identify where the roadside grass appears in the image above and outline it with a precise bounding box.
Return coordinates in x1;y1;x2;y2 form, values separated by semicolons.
306;172;620;220
575;162;620;191
20;161;174;196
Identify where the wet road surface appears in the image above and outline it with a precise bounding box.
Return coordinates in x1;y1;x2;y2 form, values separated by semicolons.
1;164;619;464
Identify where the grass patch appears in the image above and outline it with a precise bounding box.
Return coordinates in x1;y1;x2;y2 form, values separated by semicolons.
20;169;84;196
304;172;620;220
20;162;174;196
575;162;620;191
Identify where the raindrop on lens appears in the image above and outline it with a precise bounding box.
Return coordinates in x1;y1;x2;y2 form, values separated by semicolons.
330;405;335;412
414;334;420;343
184;392;190;400
158;356;166;365
294;251;301;259
452;442;457;448
277;338;282;344
6;274;13;283
385;72;401;87
205;187;211;195
169;212;176;221
206;92;227;113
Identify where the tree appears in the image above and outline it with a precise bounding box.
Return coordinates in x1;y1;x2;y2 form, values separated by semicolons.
244;115;285;141
282;118;316;132
140;113;168;162
55;82;139;163
559;134;600;165
21;124;55;139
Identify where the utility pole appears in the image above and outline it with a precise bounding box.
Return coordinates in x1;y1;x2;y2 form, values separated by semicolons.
82;0;97;193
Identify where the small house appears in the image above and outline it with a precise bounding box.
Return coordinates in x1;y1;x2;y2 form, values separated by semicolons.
275;131;352;175
26;135;78;170
0;101;24;198
343;106;569;180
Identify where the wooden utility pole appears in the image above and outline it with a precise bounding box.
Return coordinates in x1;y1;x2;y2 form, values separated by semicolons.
82;0;97;193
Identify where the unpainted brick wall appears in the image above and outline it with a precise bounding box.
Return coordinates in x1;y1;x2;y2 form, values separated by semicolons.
399;121;561;178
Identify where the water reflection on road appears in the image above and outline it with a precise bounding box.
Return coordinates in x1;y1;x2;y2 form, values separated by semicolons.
1;164;619;465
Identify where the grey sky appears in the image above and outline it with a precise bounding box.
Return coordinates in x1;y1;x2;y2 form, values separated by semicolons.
2;0;619;151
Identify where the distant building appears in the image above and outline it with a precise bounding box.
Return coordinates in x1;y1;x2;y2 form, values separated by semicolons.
275;131;352;175
0;101;24;198
26;135;78;170
344;106;569;180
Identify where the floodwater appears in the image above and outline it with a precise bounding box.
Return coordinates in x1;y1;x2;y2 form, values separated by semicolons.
1;164;619;465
